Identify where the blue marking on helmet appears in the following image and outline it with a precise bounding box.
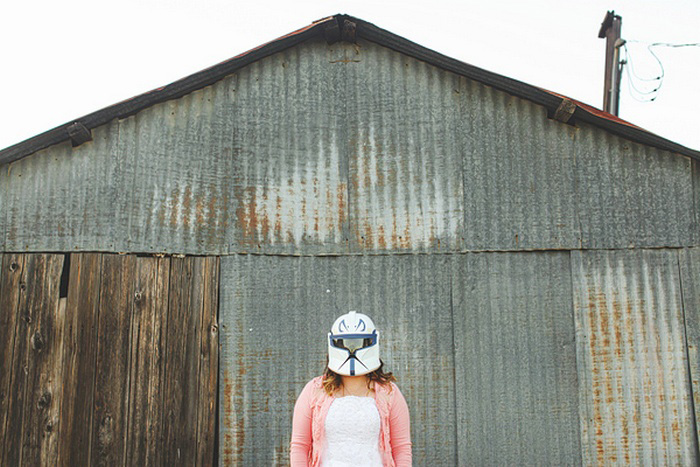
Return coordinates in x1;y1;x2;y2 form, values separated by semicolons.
350;358;355;376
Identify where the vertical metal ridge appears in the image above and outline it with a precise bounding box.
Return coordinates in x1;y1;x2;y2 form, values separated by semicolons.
692;160;700;246
230;41;348;254
453;251;580;465
459;77;579;251
345;40;464;252
572;249;696;465
121;68;236;255
3;121;120;252
575;125;694;249
219;254;456;465
679;247;700;454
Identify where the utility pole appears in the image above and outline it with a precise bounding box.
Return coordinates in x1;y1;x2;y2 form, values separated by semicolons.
598;11;625;116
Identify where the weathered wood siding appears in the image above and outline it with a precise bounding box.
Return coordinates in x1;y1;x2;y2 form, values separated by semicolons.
0;253;219;466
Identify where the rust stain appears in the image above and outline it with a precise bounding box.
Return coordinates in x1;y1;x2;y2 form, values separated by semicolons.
401;224;411;249
222;369;235;461
612;296;623;358
587;287;605;465
621;412;630;464
337;183;347;230
363;222;373;248
169;183;180;228
596;292;614;409
194;191;206;227
275;195;283;243
234;186;258;246
391;213;399;248
182;184;193;229
301;198;308;229
220;192;230;229
672;419;681;447
377;225;387;249
376;158;385;188
626;301;636;364
233;175;346;248
204;188;220;243
260;190;270;241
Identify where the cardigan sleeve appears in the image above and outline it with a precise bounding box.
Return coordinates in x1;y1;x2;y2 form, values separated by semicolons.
290;380;315;467
389;384;413;466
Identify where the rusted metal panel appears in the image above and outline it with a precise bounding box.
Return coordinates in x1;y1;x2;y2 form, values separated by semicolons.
1;37;697;255
680;247;700;449
3;122;127;252
219;254;456;465
228;42;350;255
575;125;695;249
572;249;697;465
693;159;700;245
452;251;581;465
117;84;234;255
458;75;580;251
344;40;465;252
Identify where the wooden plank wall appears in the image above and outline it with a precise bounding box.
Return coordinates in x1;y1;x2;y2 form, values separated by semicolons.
0;253;219;467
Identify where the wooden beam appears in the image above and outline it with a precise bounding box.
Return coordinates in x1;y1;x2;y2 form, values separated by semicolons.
323;19;341;44
342;19;357;42
66;122;92;147
553;99;577;123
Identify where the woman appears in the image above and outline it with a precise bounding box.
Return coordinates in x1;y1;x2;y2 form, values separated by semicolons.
290;311;412;467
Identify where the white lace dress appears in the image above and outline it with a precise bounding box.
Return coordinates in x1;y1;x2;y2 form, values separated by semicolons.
321;396;383;467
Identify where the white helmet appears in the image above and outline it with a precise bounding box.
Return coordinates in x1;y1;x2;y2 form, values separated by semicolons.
328;311;380;376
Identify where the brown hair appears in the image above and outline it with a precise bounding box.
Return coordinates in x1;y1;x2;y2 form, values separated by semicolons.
322;359;396;396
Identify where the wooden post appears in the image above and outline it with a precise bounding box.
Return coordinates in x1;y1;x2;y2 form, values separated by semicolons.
599;11;623;116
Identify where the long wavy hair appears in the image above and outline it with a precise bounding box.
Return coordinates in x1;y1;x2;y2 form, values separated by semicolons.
322;358;396;396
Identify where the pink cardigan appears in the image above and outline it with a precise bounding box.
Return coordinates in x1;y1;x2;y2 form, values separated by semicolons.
290;376;412;466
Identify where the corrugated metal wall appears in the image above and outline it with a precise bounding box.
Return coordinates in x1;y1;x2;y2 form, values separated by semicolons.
452;251;580;464
219;249;700;465
2;34;699;465
1;39;696;254
219;254;457;465
572;249;697;464
574;128;695;249
680;247;700;449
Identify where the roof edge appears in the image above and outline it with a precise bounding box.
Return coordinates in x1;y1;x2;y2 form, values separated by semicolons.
2;14;699;164
353;17;700;160
0;16;334;165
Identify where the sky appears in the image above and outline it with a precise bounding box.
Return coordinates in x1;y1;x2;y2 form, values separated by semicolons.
1;0;699;152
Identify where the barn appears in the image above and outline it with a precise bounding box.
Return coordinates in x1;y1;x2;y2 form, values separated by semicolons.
1;14;700;465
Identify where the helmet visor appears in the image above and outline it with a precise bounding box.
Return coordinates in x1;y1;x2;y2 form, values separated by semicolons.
331;333;377;352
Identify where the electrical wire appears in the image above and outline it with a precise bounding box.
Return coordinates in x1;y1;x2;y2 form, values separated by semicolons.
622;39;700;103
622;44;661;102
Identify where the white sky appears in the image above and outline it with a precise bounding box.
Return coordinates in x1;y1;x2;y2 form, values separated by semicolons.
1;0;699;152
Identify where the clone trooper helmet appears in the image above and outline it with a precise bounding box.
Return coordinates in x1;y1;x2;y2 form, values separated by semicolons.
328;311;380;376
